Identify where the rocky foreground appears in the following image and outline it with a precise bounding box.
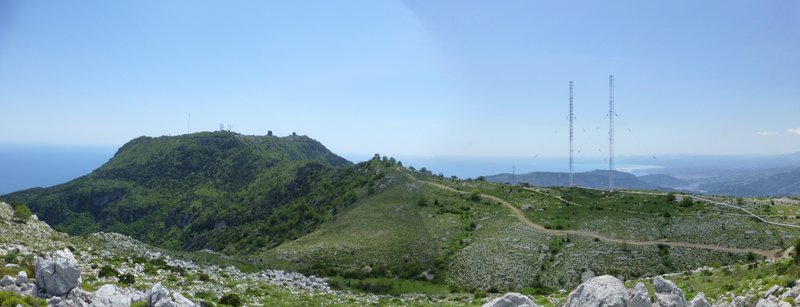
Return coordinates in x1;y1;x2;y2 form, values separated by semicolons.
485;274;798;307
2;200;800;306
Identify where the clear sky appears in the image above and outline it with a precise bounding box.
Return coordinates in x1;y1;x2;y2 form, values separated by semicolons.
1;0;798;157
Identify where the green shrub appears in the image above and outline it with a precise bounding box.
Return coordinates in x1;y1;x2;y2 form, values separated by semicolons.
119;273;135;285
469;190;481;202
131;302;148;307
0;291;47;307
199;273;210;282
12;204;32;221
98;265;118;278
794;239;800;264
416;195;429;207
218;293;242;307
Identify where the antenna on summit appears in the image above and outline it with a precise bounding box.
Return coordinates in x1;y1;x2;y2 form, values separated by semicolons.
569;81;574;187
187;113;191;134
608;75;616;190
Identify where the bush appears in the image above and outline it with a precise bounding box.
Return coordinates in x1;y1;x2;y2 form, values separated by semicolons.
416;195;429;207
12;204;32;221
679;197;694;208
219;293;242;307
0;291;47;307
131;302;149;307
199;273;210;282
118;273;135;285
745;252;757;262
794;239;800;264
98;265;118;278
469;190;481;202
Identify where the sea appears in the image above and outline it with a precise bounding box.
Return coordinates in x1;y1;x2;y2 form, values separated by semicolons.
0;144;117;195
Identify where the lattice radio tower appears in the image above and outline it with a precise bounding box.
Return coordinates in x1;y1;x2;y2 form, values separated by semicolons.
569;81;575;187
608;75;616;190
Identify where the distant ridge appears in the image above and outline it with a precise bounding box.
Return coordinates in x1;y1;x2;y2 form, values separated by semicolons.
484;170;678;191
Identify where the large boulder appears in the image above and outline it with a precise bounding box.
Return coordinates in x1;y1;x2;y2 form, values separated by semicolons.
0;275;14;287
627;282;651;307
564;275;628;307
93;284;132;307
35;248;82;296
653;276;687;307
482;292;537;307
688;292;711;307
15;271;28;286
145;283;196;307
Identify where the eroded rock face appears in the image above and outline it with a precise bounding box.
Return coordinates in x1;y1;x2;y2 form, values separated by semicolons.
482;292;538;307
564;275;628;307
653;276;687;307
35;248;82;297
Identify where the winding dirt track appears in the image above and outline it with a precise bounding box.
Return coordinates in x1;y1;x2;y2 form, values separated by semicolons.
412;176;781;259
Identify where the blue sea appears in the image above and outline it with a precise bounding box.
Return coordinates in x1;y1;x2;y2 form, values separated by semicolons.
0;144;117;195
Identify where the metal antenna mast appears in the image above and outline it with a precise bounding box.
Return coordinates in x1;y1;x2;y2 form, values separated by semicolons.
569;81;574;187
608;75;616;190
187;113;191;134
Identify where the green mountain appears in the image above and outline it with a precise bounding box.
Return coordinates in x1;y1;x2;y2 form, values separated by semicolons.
3;132;798;294
0;131;372;252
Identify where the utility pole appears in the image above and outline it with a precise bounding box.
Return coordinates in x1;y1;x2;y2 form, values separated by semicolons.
569;81;575;187
608;75;616;190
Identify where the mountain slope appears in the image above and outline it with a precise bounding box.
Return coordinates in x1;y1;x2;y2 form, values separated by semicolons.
0;131;367;253
637;174;686;189
699;168;800;196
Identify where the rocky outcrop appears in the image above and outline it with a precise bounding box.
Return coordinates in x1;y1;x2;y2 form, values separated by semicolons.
653;276;688;307
627;282;650;307
35;248;82;296
689;292;711;307
564;275;628;307
93;284;132;307
482;292;537;307
141;283;196;307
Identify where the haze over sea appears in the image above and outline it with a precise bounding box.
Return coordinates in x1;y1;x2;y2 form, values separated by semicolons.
0;143;658;194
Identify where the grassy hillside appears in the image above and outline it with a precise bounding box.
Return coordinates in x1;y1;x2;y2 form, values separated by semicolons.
256;166;796;292
0;131;368;253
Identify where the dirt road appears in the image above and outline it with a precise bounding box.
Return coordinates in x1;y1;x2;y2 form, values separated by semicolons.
413;176;781;259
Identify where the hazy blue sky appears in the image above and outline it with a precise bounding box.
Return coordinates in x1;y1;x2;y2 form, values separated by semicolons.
1;0;798;157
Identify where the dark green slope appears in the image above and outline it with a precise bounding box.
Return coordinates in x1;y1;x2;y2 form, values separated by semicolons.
0;131;385;253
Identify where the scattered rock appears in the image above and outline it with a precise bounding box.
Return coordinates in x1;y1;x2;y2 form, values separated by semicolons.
0;275;14;287
628;282;651;307
689;292;711;307
755;296;780;307
172;292;197;307
764;285;781;298
482;292;537;307
94;284;132;307
15;271;27;286
565;275;628;307
653;276;687;307
35;248;82;296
